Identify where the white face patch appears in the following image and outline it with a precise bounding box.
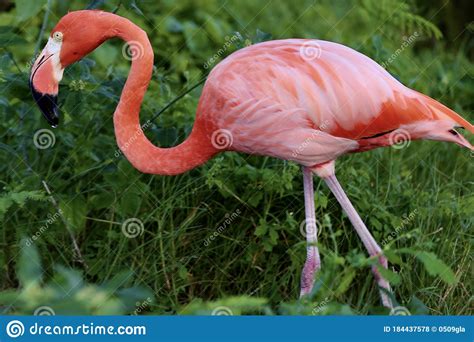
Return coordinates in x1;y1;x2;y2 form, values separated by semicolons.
43;36;64;83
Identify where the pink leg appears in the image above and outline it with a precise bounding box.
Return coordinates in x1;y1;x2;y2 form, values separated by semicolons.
324;174;393;308
300;167;321;297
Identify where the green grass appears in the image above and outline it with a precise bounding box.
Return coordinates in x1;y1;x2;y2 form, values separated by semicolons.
0;0;472;315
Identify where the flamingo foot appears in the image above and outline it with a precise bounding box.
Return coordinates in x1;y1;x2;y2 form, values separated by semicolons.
300;246;320;297
299;167;321;298
371;255;392;308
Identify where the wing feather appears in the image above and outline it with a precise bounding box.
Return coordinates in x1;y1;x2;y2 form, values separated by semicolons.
199;39;473;165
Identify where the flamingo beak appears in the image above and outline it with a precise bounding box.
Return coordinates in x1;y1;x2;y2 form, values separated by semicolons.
30;38;64;127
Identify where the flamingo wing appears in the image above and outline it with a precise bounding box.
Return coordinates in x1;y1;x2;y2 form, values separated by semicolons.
199;39;473;166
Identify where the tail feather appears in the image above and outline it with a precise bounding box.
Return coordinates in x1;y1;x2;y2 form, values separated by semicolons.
420;93;474;134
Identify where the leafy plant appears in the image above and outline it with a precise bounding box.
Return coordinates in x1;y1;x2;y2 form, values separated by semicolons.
0;239;153;315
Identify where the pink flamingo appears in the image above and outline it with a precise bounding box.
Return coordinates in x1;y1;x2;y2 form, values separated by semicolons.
30;11;473;308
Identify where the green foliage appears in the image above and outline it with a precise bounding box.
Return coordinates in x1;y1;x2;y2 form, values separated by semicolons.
361;0;443;39
0;0;472;315
0;240;153;315
0;189;45;221
15;0;47;23
400;249;457;285
180;296;269;315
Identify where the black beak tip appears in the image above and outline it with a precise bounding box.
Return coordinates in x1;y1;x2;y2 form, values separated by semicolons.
30;81;60;128
47;113;59;128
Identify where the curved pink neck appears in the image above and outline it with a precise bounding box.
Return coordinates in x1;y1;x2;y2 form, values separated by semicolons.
109;16;216;175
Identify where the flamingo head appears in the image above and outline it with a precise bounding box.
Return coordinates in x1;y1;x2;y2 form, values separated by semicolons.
30;10;115;127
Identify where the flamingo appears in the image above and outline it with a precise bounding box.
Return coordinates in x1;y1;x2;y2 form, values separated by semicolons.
30;10;473;308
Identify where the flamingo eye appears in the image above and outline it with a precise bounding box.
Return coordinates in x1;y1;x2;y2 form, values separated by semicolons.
53;31;63;42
